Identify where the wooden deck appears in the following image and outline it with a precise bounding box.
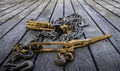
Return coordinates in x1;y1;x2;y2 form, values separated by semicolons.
0;0;120;71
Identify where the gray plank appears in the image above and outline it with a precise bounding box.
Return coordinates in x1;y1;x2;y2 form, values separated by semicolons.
113;0;120;3
0;0;46;66
0;0;50;70
0;0;37;24
94;0;120;16
33;0;63;71
0;0;31;17
0;0;23;5
102;0;120;8
85;0;120;52
83;0;120;33
0;0;40;39
0;0;25;12
65;0;97;71
0;0;120;71
84;0;120;51
64;0;74;16
79;0;120;71
51;0;63;20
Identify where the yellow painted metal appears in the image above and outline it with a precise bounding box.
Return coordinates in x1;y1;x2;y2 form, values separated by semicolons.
29;34;111;48
26;20;70;33
14;34;111;63
13;34;111;61
26;20;54;31
15;34;111;53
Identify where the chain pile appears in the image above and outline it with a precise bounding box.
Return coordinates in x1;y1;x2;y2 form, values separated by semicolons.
3;13;88;71
39;13;88;41
58;13;88;41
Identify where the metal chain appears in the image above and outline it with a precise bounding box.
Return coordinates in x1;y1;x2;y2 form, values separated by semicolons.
59;13;88;41
4;13;89;69
29;13;88;41
3;24;42;71
3;50;34;71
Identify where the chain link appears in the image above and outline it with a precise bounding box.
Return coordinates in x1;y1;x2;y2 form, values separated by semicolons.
4;13;89;70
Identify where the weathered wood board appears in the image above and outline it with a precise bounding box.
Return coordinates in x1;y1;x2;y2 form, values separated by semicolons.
0;0;120;71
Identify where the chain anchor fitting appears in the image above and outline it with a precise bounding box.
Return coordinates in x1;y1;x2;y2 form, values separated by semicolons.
13;34;111;65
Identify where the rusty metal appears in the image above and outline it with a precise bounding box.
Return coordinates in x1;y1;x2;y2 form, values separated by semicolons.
26;13;88;40
4;61;33;71
12;34;111;65
3;50;34;71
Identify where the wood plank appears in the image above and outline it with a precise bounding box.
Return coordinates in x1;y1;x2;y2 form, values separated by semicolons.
79;0;120;71
0;0;22;5
0;0;37;25
33;0;63;71
94;0;120;16
0;0;6;4
112;0;120;4
65;0;97;71
0;0;50;70
0;0;25;12
0;0;31;17
51;0;63;20
0;0;120;71
0;0;46;66
83;0;120;33
84;0;120;52
64;0;95;71
64;0;74;16
0;0;40;39
102;0;120;8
